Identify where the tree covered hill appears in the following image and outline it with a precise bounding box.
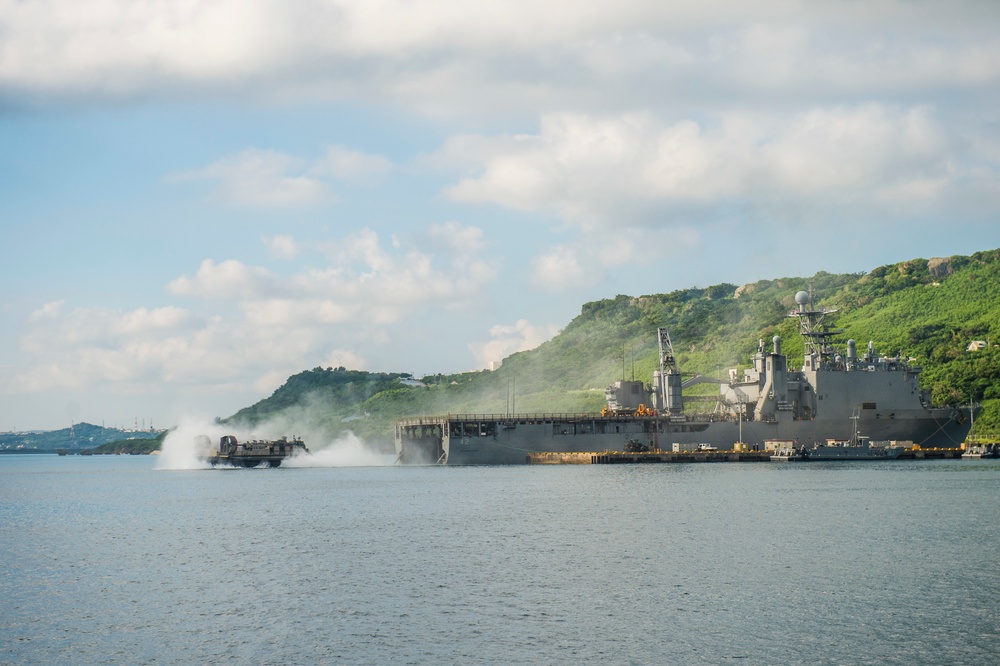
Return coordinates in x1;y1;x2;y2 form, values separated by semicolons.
224;248;1000;450
0;423;162;452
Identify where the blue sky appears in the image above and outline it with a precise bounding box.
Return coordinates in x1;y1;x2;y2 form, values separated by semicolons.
2;1;998;431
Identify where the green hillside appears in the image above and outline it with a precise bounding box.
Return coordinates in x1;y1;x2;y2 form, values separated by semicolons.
0;422;162;452
224;248;1000;450
221;368;412;449
81;430;168;455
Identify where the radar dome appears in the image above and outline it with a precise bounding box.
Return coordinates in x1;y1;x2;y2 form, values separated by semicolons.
794;290;810;305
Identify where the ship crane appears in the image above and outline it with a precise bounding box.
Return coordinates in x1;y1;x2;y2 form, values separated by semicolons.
655;328;684;414
651;328;727;414
658;328;680;376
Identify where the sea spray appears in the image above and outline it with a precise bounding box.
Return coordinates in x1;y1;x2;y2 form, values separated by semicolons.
156;418;393;469
156;419;280;470
284;431;394;467
156;418;226;469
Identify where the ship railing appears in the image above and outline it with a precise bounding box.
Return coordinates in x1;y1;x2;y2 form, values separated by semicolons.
396;412;663;425
966;430;1000;445
395;411;739;427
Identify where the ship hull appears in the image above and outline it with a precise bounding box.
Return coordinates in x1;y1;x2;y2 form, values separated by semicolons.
396;408;971;465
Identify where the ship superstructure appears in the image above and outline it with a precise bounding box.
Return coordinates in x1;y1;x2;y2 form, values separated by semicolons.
396;292;972;464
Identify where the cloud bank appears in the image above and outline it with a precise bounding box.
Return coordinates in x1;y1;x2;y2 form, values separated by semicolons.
442;106;964;223
9;225;499;395
3;1;998;115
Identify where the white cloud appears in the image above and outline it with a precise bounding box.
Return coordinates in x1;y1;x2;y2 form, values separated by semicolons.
10;225;497;395
322;349;367;371
168;259;280;299
241;298;356;326
262;234;300;259
170;145;396;207
13;305;207;391
530;246;592;292
425;221;487;254
311;145;394;184
20;305;200;353
2;1;997;117
468;319;560;369
171;227;497;318
29;300;65;321
756;105;947;195
441;105;965;227
115;307;198;335
253;369;296;395
169;149;327;207
442;111;746;221
527;229;700;293
307;226;497;311
11;301;323;394
434;103;982;292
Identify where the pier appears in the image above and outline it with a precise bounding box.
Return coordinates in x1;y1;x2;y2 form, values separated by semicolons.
526;447;966;464
527;450;775;464
897;447;963;459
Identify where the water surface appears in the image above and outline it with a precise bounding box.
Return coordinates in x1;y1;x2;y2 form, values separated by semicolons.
2;455;998;664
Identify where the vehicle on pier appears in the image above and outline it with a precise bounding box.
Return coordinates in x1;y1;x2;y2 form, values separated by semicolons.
962;443;1000;459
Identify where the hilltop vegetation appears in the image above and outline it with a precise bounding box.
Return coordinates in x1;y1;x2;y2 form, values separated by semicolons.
224;248;1000;450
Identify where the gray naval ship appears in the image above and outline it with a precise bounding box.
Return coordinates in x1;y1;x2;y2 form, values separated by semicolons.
396;291;973;465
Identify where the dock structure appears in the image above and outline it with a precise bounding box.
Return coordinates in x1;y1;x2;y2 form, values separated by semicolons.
525;451;594;464
897;447;964;459
527;447;967;464
592;450;774;464
527;450;774;464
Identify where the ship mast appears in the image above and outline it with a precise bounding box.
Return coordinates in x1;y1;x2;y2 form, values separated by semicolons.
789;289;842;370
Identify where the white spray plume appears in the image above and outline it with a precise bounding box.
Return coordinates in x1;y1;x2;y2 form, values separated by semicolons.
156;417;394;470
284;431;395;467
156;418;223;470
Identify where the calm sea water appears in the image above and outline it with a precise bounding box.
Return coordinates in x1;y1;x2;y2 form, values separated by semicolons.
1;454;998;665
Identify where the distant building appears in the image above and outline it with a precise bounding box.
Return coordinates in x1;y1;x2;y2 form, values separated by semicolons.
968;340;988;352
488;360;502;371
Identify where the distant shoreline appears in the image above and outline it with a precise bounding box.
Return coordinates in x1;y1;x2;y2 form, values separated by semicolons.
0;450;159;456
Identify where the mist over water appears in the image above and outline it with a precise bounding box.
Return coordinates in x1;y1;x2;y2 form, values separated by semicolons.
284;431;395;467
156;418;393;470
155;418;217;470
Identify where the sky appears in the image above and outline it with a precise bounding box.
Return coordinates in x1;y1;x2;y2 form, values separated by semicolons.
2;0;999;431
